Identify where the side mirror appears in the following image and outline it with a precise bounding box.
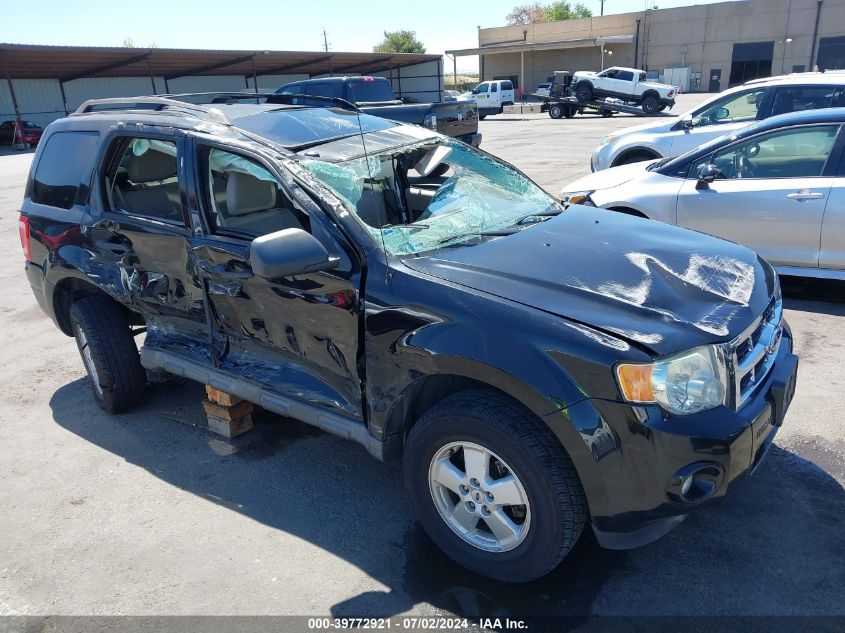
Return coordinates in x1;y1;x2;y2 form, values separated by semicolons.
249;228;338;279
682;116;694;129
714;107;730;120
695;164;722;189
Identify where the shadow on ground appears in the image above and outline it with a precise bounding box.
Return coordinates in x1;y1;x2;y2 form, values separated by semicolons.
49;372;845;622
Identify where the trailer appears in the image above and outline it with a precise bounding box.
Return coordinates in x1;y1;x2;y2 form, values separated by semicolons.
537;95;675;119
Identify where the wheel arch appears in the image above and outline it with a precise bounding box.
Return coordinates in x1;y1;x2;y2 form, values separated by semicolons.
607;205;650;219
381;370;612;522
640;89;660;102
52;276;138;336
610;146;662;167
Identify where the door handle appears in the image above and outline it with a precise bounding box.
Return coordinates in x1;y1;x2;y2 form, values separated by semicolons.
786;190;824;201
199;259;253;280
95;238;130;254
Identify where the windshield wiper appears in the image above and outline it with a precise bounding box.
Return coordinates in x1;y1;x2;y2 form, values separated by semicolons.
437;228;519;245
514;207;564;225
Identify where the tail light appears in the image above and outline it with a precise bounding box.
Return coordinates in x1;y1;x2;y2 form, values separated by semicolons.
18;215;32;262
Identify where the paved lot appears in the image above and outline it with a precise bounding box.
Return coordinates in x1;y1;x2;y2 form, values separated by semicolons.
0;95;843;621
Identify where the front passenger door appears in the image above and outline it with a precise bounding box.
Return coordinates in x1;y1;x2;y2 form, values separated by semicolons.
676;124;841;268
188;141;364;420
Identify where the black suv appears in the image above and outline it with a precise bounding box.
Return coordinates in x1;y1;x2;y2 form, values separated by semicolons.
19;94;798;583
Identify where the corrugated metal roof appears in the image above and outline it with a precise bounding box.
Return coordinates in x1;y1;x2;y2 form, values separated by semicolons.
0;44;440;81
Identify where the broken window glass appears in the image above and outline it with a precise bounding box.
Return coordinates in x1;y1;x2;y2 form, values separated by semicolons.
301;138;559;256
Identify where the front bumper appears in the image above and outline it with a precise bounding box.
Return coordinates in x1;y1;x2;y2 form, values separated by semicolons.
459;132;482;147
569;330;798;549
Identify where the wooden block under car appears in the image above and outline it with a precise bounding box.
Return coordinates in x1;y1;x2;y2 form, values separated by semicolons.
205;385;243;407
202;398;254;421
206;413;253;439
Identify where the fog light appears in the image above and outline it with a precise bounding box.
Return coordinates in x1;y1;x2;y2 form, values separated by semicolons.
667;462;724;505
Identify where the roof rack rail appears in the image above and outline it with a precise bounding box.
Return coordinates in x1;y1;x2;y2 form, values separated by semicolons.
74;97;231;125
164;91;360;112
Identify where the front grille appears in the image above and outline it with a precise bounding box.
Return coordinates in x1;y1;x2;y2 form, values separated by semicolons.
730;295;783;409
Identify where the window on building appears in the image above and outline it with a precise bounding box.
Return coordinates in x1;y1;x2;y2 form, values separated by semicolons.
31;131;100;209
818;36;845;71
729;41;774;85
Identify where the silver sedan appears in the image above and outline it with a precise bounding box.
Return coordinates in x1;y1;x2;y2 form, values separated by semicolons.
561;109;845;280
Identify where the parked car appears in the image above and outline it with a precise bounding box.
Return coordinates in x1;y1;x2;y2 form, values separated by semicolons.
535;83;552;98
0;119;43;146
459;80;516;118
561;108;845;280
591;73;845;171
571;66;676;114
20;95;797;583
443;90;461;101
276;76;480;147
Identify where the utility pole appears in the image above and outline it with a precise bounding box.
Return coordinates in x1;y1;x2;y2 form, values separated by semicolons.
322;29;329;52
600;0;606;16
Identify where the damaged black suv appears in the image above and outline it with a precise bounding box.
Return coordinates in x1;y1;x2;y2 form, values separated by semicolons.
20;94;798;583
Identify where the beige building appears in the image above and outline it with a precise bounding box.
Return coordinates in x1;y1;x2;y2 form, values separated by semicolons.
447;0;845;96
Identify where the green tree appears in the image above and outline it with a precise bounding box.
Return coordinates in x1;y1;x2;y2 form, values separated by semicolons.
545;1;592;20
373;31;426;54
506;1;591;24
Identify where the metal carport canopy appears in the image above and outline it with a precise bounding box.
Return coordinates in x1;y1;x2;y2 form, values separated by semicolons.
445;34;634;57
0;43;441;80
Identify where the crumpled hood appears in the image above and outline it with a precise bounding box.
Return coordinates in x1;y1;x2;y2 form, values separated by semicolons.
404;207;775;355
562;160;653;193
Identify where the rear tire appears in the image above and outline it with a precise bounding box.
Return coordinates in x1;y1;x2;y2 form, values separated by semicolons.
641;94;660;114
403;390;587;583
70;295;147;414
575;82;593;104
549;104;564;119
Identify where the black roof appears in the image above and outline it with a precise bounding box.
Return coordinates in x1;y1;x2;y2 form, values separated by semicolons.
50;97;419;155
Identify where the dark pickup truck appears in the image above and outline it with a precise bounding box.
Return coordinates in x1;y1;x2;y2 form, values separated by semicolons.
275;76;481;147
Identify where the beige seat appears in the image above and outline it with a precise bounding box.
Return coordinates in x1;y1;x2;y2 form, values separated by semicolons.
118;149;181;221
220;171;302;235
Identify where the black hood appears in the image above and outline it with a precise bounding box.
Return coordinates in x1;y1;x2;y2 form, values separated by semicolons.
403;206;776;356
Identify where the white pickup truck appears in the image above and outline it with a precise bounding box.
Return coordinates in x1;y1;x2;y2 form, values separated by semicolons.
571;67;676;114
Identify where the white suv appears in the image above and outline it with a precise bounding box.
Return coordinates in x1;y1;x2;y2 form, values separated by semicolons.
591;74;845;171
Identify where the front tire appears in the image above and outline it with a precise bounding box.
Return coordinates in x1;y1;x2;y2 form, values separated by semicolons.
70;295;147;414
403;390;587;583
549;104;564;119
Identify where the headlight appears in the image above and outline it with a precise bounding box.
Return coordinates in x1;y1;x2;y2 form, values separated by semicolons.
615;345;728;415
599;134;618;147
559;191;595;206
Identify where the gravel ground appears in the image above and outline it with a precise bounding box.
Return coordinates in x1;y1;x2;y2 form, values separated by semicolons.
0;93;842;622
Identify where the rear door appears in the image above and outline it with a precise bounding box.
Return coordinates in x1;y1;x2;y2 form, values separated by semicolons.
676;124;841;268
186;139;365;420
95;132;206;329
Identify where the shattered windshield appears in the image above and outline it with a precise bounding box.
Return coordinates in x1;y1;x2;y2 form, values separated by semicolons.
300;139;559;255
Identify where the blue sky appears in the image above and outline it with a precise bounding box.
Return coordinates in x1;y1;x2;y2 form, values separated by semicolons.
0;0;724;72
